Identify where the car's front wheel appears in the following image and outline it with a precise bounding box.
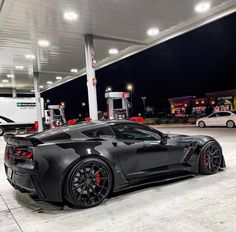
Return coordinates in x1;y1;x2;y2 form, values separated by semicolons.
226;120;235;128
63;158;113;208
0;126;4;136
199;142;222;175
198;121;206;128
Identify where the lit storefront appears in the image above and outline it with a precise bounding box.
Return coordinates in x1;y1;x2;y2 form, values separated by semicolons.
169;96;192;117
168;89;236;117
206;89;236;112
192;98;207;116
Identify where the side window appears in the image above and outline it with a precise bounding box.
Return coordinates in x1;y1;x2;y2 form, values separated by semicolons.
209;113;216;118
82;126;114;138
0;116;13;123
0;118;6;124
111;123;161;141
218;112;231;117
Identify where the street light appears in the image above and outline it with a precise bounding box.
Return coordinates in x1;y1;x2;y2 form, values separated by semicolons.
106;86;112;92
141;97;147;115
126;84;134;116
127;84;133;91
44;99;50;110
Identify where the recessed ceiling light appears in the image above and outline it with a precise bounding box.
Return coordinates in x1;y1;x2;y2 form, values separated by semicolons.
109;48;119;55
195;2;211;13
63;11;78;21
47;81;53;85
147;27;160;36
39;85;44;89
38;40;50;47
15;65;24;70
7;74;14;78
2;79;9;83
56;76;62;80
25;54;35;59
70;68;78;73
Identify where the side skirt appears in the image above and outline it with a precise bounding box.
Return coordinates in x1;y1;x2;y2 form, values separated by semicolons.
113;171;196;193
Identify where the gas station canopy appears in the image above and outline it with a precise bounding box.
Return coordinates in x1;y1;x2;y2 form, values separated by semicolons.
0;0;236;94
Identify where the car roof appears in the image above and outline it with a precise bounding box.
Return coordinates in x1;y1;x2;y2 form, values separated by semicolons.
212;111;233;114
31;120;138;140
70;120;138;131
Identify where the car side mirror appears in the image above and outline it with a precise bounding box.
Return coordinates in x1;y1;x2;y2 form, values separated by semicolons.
161;134;169;145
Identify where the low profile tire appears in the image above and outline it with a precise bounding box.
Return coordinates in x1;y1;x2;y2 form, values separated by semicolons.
63;158;113;209
226;120;235;128
199;142;222;175
198;121;206;128
0;127;4;136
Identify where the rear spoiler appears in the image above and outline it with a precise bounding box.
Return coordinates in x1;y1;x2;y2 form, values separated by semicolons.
4;134;42;147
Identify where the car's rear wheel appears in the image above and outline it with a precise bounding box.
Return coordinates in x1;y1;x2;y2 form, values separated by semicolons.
198;121;205;128
0;127;4;136
226;120;235;128
63;158;113;208
199;142;222;175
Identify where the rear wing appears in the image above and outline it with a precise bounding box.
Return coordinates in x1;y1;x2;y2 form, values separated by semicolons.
4;134;42;147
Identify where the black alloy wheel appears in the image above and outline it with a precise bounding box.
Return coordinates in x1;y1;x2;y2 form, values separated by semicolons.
64;158;112;208
199;142;222;175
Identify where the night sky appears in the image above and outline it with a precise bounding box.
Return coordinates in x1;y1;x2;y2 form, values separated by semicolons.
43;13;236;119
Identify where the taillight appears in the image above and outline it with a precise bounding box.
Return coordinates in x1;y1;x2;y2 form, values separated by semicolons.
15;149;33;159
5;149;10;160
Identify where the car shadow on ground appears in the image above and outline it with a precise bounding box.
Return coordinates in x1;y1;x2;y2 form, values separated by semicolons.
13;175;194;213
12;168;227;213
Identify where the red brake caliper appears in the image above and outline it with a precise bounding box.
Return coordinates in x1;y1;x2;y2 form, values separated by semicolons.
95;172;101;184
203;153;207;166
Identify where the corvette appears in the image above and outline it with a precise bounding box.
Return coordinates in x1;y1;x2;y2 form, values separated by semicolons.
4;120;226;208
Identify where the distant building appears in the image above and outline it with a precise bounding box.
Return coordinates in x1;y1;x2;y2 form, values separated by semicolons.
206;89;236;112
168;89;236;117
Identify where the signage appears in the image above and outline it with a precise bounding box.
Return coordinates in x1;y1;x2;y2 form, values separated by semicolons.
17;102;36;108
217;96;233;100
122;92;129;99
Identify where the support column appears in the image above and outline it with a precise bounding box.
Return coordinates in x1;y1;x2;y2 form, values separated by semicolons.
84;34;98;120
11;75;17;98
33;71;43;132
122;98;129;118
108;98;114;119
33;47;43;132
12;88;17;98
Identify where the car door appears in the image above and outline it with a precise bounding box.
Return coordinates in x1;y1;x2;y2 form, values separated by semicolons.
217;112;231;126
110;123;180;180
205;113;218;126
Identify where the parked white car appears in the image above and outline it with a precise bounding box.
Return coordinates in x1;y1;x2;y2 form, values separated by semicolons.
196;111;236;128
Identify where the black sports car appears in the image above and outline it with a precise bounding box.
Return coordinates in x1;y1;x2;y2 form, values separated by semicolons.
4;120;226;208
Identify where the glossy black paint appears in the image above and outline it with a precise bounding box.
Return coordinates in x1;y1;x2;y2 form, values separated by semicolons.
4;120;226;203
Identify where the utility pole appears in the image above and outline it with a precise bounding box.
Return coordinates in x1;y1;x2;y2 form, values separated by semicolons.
142;97;146;116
